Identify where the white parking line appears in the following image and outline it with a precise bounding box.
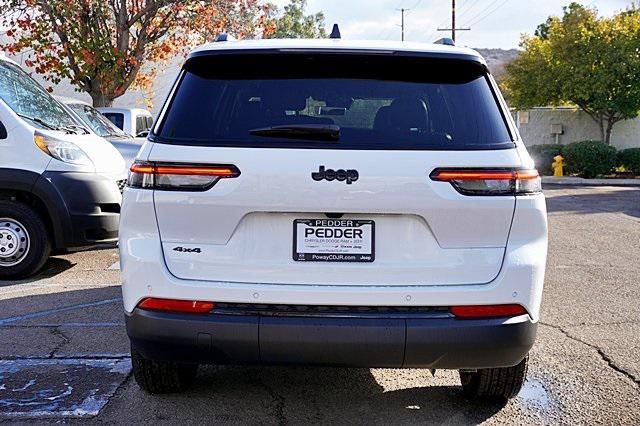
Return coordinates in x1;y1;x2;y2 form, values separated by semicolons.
0;299;121;326
107;261;120;270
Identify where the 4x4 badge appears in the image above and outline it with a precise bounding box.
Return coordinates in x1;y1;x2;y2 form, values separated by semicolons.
173;246;201;253
312;165;359;184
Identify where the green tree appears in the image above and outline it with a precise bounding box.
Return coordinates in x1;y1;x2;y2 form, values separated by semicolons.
503;3;640;144
1;1;273;107
265;0;326;39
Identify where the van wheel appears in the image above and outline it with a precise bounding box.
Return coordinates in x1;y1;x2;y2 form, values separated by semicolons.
459;356;528;401
131;348;198;394
0;201;51;280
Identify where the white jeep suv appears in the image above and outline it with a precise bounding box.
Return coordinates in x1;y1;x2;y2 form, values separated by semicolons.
119;37;547;400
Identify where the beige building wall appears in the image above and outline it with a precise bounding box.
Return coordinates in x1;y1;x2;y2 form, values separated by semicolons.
515;107;640;150
610;116;640;149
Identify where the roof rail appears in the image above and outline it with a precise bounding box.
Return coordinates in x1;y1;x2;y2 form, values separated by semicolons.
329;24;341;39
434;37;455;46
215;33;235;42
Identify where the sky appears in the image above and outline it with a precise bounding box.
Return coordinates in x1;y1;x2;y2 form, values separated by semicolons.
271;0;633;49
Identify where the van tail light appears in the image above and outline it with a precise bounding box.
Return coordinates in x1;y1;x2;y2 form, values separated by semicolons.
430;168;541;196
138;297;215;314
128;162;240;191
451;304;527;319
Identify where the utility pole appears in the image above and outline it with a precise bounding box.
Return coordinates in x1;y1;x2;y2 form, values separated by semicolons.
452;0;456;41
437;0;470;42
396;8;409;41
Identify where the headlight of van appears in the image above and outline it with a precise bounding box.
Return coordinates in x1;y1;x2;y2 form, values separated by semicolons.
34;131;93;167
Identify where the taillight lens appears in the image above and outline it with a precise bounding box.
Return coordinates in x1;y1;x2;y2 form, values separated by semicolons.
430;168;541;196
128;162;240;191
451;304;527;319
138;297;215;314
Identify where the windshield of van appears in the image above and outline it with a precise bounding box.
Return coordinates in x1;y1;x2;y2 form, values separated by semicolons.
103;112;125;131
68;103;129;138
0;60;80;131
155;53;513;150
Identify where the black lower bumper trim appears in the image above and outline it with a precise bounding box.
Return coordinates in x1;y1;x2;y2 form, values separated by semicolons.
126;308;536;369
40;172;121;247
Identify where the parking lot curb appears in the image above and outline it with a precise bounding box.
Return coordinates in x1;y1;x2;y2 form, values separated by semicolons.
542;177;640;187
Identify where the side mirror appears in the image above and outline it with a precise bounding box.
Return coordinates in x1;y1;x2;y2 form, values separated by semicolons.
136;130;149;138
0;121;7;139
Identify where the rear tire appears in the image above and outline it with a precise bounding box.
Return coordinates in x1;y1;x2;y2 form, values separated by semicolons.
0;201;51;280
131;347;198;394
459;356;529;401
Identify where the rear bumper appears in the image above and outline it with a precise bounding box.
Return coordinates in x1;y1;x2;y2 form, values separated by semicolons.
126;309;536;369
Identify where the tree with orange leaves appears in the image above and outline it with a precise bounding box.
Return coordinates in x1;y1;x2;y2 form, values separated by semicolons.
1;1;275;106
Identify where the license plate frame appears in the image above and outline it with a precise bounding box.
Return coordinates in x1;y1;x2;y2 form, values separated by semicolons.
292;219;375;263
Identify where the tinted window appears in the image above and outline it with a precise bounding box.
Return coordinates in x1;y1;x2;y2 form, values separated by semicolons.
104;112;124;130
156;54;513;150
0;61;78;130
136;116;146;134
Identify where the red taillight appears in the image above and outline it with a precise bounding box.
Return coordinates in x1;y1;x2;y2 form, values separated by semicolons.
138;297;215;314
430;168;541;196
432;170;517;181
153;165;238;177
451;304;527;319
129;163;155;174
128;162;240;190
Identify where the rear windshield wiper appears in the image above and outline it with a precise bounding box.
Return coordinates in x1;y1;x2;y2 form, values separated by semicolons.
249;124;340;141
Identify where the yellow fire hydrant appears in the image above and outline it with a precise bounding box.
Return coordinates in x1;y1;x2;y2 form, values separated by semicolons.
552;155;564;177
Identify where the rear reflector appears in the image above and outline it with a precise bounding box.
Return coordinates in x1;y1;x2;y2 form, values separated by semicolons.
138;298;215;314
430;168;541;196
451;304;527;319
128;162;240;191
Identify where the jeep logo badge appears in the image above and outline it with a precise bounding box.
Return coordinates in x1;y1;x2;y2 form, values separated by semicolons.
312;165;359;184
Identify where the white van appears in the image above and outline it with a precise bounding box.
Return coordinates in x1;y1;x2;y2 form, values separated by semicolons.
0;54;126;279
97;107;153;138
57;97;144;167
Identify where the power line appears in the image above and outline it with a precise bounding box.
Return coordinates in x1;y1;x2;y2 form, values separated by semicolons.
377;0;406;40
460;0;503;25
460;0;502;27
405;0;424;15
457;0;483;20
423;6;455;42
419;0;463;42
464;0;511;27
403;0;432;40
382;25;397;40
437;0;470;42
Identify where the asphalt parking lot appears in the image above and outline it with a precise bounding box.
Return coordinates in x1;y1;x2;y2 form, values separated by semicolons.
0;185;638;424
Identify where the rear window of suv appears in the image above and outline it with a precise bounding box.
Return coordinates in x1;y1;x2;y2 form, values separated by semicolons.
154;53;514;150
